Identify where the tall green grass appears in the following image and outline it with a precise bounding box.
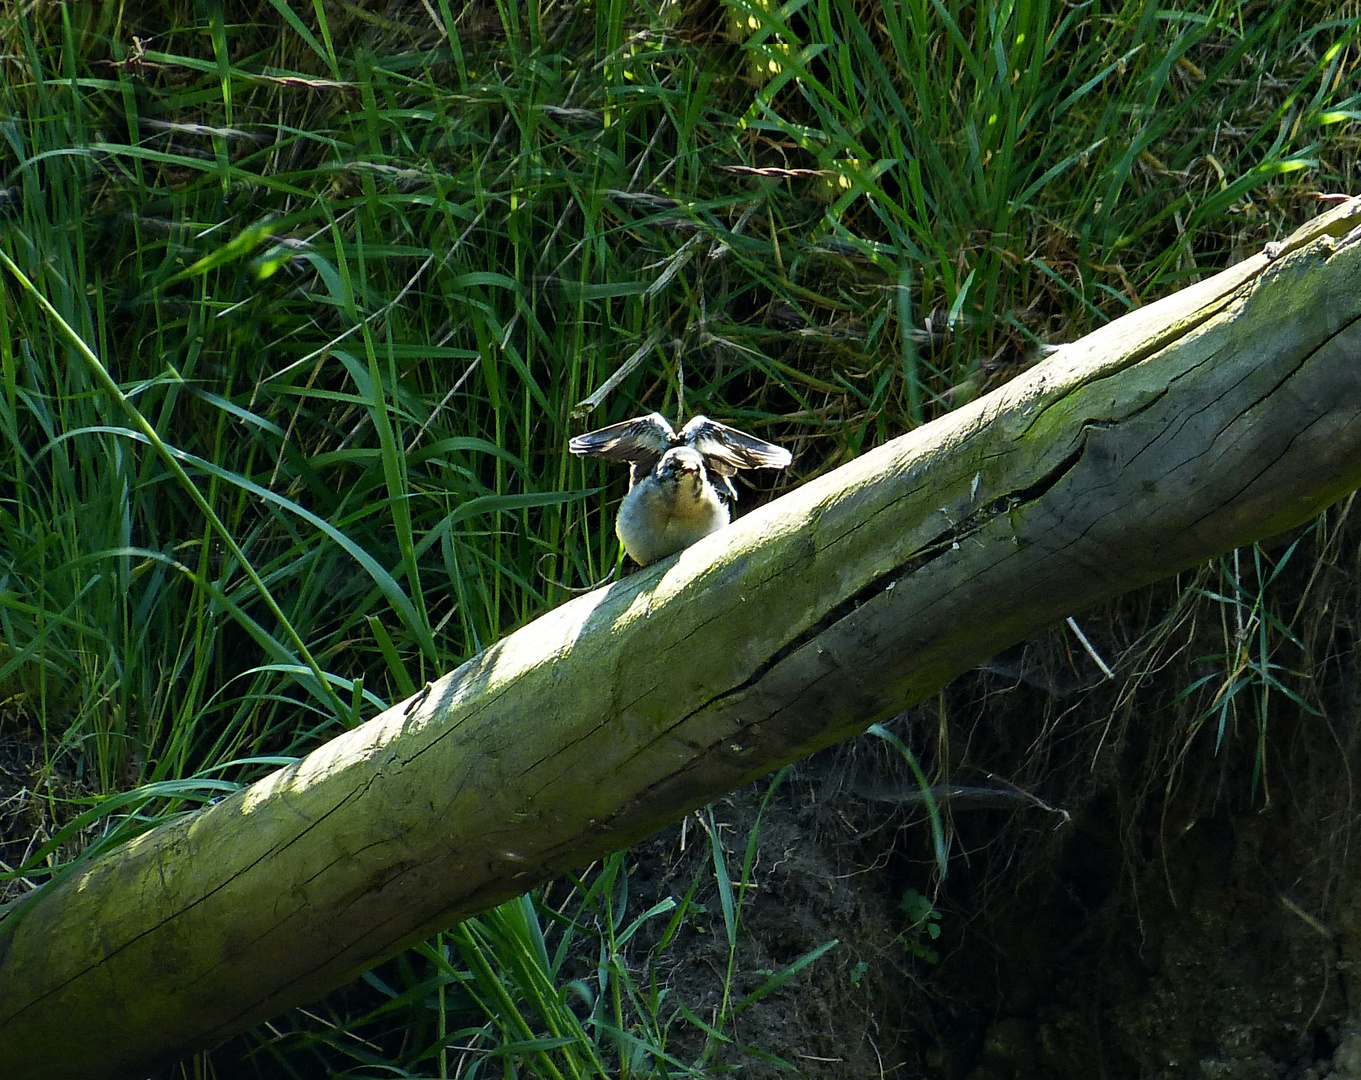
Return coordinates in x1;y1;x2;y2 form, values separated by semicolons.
0;0;1356;1073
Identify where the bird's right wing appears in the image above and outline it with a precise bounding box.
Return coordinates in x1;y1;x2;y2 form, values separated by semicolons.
569;412;678;486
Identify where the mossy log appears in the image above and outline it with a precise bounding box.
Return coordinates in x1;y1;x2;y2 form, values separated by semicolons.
4;199;1361;1078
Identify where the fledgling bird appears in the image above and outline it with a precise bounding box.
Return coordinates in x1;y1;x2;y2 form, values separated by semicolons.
570;413;792;566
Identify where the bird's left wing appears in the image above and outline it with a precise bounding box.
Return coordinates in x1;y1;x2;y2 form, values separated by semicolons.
680;416;793;478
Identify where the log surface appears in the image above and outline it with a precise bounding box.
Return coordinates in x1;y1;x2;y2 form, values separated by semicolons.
3;199;1361;1078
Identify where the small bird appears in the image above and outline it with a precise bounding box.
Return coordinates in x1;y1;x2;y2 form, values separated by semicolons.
570;413;792;566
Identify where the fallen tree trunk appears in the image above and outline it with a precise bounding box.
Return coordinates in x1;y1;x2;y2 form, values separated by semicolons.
3;199;1361;1078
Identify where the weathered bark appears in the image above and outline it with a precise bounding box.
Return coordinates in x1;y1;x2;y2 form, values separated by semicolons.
3;200;1361;1078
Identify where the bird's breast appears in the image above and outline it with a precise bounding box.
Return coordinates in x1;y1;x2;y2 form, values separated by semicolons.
615;475;730;565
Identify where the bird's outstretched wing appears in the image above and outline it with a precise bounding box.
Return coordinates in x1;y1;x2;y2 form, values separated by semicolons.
569;412;678;487
680;416;793;479
571;412;792;497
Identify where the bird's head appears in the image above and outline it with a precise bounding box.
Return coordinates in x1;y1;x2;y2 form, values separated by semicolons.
655;446;708;490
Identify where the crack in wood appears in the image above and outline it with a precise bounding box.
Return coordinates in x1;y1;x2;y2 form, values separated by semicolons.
683;437;1095;725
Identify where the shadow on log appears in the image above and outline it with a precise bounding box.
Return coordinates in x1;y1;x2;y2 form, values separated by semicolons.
3;199;1361;1078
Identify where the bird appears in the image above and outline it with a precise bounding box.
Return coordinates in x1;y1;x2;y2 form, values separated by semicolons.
569;412;793;566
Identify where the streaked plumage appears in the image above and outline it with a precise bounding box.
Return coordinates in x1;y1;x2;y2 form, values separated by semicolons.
570;413;792;565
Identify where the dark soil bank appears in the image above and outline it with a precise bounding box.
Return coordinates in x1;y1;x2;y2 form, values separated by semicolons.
629;511;1361;1078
